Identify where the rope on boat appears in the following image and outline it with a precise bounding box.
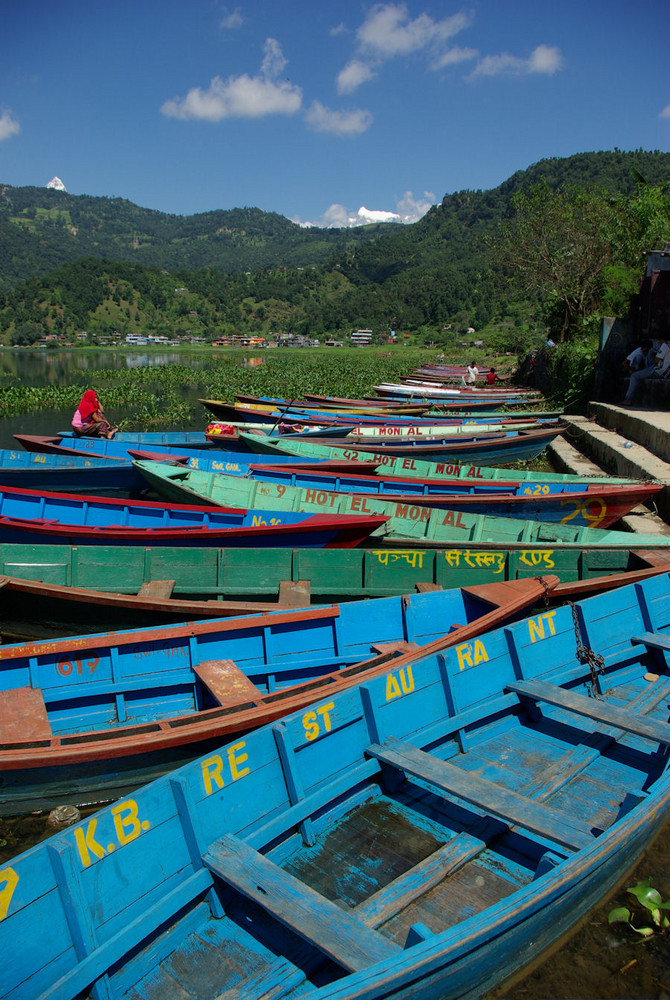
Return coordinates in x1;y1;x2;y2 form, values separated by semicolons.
570;601;605;698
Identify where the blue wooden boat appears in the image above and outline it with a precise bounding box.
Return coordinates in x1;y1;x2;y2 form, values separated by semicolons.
0;483;387;548
13;434;380;475
5;573;670;999
0;577;551;815
0;448;147;491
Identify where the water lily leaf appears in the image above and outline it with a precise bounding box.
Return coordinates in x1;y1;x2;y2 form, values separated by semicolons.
627;880;663;911
630;925;655;938
608;906;632;924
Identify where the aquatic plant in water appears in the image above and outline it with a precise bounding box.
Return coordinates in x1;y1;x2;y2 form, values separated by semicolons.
608;877;670;938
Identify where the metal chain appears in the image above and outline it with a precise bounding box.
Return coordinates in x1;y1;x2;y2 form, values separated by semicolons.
538;575;551;609
570;602;605;697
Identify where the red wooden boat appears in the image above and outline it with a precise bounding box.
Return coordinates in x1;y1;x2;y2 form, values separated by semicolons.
0;482;388;548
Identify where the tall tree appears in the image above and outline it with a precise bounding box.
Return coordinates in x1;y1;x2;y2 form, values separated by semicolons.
495;181;621;340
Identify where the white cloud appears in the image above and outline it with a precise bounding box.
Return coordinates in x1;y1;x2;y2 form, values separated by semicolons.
528;44;563;75
336;4;473;93
0;110;20;142
660;104;670;119
396;189;436;222
357;4;470;58
294;190;436;228
431;46;479;70
359;205;402;223
161;39;301;121
337;59;376;95
219;7;243;30
470;44;563;79
260;37;287;79
305;101;373;136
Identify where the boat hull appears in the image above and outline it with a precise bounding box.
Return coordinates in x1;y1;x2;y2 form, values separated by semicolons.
133;461;670;549
5;574;670;999
0;580;551;814
0;482;387;547
0;541;667;601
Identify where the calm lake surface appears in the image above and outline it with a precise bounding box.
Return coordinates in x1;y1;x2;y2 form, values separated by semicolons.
2;349;670;998
0;348;216;449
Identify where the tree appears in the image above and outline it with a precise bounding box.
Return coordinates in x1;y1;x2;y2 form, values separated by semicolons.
494;181;621;340
11;322;43;346
494;178;670;341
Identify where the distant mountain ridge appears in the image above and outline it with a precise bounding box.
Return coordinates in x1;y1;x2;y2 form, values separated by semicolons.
1;150;668;346
0;186;399;291
1;150;669;294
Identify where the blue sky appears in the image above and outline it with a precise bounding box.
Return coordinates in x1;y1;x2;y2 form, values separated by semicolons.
2;0;669;227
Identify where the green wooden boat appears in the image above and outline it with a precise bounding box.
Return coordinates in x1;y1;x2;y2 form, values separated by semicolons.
1;542;668;603
236;431;637;485
134;460;670;549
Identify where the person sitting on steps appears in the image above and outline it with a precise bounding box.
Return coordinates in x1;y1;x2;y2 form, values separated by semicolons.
623;339;653;373
622;335;670;406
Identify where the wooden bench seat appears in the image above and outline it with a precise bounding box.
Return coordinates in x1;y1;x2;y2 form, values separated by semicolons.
367;736;593;852
137;579;176;599
632;631;670;653
203;833;401;972
278;580;311;606
507;677;670;747
0;686;51;741
194;660;263;709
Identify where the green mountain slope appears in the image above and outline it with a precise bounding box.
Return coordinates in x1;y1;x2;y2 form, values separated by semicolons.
0;187;399;291
1;150;668;343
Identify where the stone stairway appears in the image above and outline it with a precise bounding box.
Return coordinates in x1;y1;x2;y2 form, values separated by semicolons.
547;403;670;535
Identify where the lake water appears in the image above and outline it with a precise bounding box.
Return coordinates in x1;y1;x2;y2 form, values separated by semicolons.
0;348;217;449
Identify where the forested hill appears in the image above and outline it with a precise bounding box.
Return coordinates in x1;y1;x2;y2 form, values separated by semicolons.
1;150;668;348
0;193;399;291
2;150;669;294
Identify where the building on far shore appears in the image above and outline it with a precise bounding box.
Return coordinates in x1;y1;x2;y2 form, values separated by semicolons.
351;329;373;346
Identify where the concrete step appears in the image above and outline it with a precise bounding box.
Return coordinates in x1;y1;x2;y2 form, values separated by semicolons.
547;413;670;531
588;403;670;464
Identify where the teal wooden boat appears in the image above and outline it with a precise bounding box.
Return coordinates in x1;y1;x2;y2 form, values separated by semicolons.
225;465;661;529
236;431;638;485
0;542;667;603
5;573;670;1000
134;460;670;550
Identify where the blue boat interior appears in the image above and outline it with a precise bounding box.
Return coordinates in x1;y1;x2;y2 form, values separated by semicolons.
6;574;670;1000
0;588;504;738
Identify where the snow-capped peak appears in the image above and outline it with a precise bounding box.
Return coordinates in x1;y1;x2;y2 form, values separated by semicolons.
46;176;66;191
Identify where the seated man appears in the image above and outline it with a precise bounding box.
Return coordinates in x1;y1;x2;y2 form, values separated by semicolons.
623;339;653;373
623;336;670;406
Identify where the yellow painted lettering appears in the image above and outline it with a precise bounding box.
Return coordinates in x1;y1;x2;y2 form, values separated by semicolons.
74;819;106;867
456;643;473;670
303;710;320;741
112;800;143;846
386;673;402;700
399;665;415;694
227;741;250;781
0;867;18;921
529;611;558;643
316;702;335;733
473;639;488;665
201;754;226;795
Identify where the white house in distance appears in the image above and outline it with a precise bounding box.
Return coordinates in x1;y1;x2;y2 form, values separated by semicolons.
351;329;373;346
